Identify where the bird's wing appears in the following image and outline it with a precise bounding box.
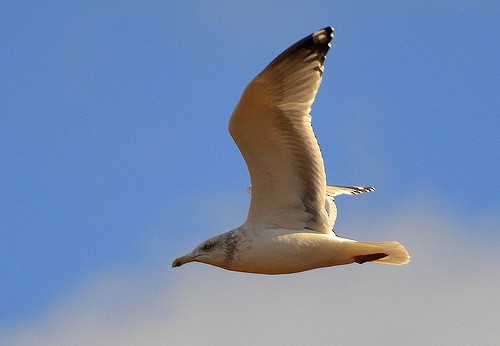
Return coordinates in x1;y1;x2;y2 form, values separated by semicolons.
326;185;375;197
229;27;334;233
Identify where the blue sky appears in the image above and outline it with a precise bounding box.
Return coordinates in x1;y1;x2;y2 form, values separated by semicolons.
1;1;499;344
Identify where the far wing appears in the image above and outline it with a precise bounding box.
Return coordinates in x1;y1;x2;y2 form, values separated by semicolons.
326;185;375;197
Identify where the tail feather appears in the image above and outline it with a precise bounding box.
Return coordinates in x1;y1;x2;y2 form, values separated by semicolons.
351;241;410;265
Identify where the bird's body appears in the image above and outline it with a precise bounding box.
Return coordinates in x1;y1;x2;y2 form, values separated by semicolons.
175;225;407;274
196;227;366;275
172;26;410;274
205;227;353;275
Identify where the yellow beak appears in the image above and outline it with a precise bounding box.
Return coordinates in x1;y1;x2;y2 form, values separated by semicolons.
172;253;196;268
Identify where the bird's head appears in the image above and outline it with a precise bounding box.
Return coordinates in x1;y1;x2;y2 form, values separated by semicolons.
172;235;226;268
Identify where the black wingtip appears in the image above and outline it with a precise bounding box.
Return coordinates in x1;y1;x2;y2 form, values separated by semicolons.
320;26;335;38
311;27;334;47
310;26;334;45
264;26;335;70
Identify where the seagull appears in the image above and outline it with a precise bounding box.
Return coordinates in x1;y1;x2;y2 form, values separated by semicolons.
172;26;409;274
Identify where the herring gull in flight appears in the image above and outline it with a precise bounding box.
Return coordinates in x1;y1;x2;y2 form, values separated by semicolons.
172;26;409;274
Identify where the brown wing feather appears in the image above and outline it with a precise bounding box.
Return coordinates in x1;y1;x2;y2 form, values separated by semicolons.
229;27;334;233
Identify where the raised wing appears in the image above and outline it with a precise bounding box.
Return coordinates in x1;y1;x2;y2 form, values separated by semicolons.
229;27;334;233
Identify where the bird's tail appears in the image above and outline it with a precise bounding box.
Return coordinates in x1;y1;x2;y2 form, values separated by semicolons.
350;241;410;265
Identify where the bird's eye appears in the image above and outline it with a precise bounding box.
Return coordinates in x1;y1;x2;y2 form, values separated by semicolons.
203;243;213;251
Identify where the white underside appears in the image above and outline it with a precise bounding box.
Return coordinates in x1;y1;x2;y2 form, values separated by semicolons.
225;229;357;274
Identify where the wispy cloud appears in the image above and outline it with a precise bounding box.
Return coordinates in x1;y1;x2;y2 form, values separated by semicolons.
3;196;499;346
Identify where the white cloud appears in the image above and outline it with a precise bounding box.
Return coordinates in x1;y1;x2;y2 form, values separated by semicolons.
3;196;499;346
